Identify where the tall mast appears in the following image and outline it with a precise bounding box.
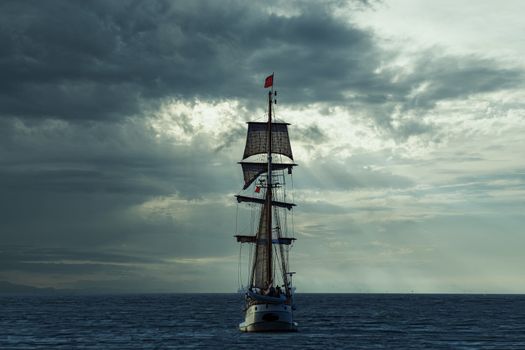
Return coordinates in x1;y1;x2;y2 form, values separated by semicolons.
266;89;273;286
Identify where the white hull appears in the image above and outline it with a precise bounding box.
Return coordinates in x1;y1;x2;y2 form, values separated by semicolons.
239;303;298;332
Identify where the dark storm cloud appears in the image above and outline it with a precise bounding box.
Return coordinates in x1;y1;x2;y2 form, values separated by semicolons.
1;0;521;126
294;124;328;143
395;54;524;111
1;0;376;120
0;116;238;199
343;51;524;140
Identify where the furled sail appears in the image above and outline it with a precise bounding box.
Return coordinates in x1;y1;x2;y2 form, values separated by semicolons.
251;202;270;289
242;122;293;160
235;235;296;245
239;162;297;189
235;195;296;210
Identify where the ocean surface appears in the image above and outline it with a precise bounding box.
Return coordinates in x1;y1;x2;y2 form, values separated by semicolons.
1;293;525;349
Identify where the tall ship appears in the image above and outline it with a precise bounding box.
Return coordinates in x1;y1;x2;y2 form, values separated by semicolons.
234;74;298;332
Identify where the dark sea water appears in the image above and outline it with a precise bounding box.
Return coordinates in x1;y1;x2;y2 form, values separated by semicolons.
1;293;525;349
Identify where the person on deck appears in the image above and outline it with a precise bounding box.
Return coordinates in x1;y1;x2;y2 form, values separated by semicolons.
263;281;271;296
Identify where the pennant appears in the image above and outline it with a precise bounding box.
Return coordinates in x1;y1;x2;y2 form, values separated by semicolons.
264;74;273;88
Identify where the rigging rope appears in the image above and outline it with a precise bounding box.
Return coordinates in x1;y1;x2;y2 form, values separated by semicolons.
234;203;239;235
238;243;242;290
290;172;296;241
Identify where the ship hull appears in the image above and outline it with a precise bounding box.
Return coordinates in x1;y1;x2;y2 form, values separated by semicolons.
239;303;298;332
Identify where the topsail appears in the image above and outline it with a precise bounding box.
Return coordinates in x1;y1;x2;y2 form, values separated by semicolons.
242;122;294;160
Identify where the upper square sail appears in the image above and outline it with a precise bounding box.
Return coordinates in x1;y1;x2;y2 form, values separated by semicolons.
242;122;293;160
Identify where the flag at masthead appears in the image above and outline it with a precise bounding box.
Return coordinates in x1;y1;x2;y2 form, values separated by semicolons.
264;74;274;88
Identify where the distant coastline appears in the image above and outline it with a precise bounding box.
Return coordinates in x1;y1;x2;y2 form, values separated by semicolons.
1;281;524;296
0;281;64;295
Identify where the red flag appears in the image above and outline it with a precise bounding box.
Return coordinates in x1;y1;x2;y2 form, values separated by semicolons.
264;74;273;88
255;186;261;193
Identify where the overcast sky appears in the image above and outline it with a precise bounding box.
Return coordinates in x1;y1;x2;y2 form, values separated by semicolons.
1;0;524;293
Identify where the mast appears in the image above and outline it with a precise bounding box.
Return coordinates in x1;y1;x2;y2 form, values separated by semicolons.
237;73;297;291
266;89;273;286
